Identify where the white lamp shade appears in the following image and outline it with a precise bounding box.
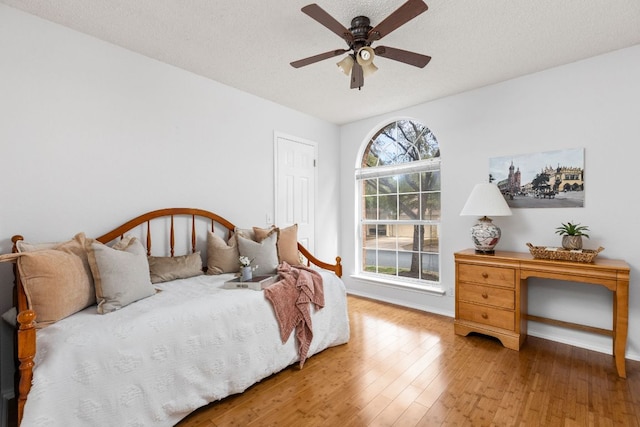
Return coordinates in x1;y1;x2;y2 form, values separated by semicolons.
362;62;378;77
460;183;512;217
336;56;354;75
356;47;375;66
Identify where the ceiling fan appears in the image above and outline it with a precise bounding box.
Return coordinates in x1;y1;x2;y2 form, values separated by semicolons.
290;0;431;90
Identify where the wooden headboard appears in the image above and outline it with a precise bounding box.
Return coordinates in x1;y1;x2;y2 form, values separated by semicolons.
95;208;341;275
10;207;342;424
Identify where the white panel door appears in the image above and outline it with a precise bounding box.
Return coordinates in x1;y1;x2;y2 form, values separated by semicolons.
275;134;316;253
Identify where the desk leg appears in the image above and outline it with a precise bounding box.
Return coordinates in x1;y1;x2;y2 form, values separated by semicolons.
614;283;629;378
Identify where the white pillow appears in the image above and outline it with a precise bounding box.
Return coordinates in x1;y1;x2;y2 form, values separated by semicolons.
88;237;155;314
236;232;279;275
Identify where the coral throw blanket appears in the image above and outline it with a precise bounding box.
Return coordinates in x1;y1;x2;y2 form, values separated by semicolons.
264;262;325;367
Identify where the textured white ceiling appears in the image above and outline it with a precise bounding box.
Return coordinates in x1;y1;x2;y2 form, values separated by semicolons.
3;0;640;124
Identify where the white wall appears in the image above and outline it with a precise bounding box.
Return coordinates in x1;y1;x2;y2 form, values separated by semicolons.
0;4;340;410
2;2;639;421
339;45;640;361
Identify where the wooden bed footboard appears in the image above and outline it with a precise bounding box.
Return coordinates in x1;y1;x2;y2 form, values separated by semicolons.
11;207;342;425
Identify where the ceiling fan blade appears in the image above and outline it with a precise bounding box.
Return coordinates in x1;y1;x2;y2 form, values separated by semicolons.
374;46;431;68
290;49;349;68
301;4;354;44
367;0;428;42
350;61;364;89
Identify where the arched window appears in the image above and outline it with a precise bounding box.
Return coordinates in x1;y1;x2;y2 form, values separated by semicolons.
356;119;441;288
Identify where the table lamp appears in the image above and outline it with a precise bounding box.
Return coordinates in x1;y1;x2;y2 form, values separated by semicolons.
460;183;512;254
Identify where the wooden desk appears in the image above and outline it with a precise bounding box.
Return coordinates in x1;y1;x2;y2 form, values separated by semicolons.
454;249;631;378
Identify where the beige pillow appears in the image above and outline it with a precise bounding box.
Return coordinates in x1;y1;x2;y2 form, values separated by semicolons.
54;233;97;302
206;231;240;275
254;224;301;265
16;240;58;252
252;226;276;242
236;232;279;275
234;227;256;241
16;233;96;294
88;237;155;314
148;252;203;283
2;248;94;327
0;232;97;327
279;224;300;266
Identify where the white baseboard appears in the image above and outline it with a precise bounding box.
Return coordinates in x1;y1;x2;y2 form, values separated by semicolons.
527;328;640;362
346;288;454;318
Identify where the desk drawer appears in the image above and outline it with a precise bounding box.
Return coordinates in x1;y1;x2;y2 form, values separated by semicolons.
458;264;515;288
458;301;514;330
458;283;514;309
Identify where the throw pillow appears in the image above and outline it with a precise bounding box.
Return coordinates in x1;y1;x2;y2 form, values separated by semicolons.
234;227;256;241
236;232;279;275
148;252;203;283
16;233;96;293
16;240;58;252
0;232;97;327
88;237;155;314
254;224;301;265
252;226;277;242
54;233;97;302
0;246;94;328
206;231;240;275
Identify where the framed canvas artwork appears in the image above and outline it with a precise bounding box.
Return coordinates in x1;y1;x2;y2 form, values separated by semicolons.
489;148;584;208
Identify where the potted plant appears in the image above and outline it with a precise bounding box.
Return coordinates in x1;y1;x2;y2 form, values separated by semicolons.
555;222;589;250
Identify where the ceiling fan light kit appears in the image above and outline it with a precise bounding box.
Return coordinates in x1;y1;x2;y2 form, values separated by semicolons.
291;0;432;90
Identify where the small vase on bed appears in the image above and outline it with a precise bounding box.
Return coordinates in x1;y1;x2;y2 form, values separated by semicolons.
241;266;252;281
239;256;253;281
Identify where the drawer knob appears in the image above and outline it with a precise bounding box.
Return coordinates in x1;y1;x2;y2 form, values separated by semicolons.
481;313;488;319
481;272;489;279
482;292;489;299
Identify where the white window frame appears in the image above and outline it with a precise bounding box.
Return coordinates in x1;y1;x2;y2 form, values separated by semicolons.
354;120;442;292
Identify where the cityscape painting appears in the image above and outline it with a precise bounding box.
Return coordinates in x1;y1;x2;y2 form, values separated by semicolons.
489;148;585;208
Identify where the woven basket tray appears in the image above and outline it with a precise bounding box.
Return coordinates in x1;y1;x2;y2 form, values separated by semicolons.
526;243;604;263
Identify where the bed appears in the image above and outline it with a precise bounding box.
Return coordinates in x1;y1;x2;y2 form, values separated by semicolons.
5;208;349;426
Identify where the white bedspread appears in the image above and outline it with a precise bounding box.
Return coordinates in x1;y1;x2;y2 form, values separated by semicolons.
21;271;350;427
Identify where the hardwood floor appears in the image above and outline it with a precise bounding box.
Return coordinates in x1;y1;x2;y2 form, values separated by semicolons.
178;295;640;426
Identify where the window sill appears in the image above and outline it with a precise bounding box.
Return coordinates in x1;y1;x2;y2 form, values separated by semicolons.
349;274;446;296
